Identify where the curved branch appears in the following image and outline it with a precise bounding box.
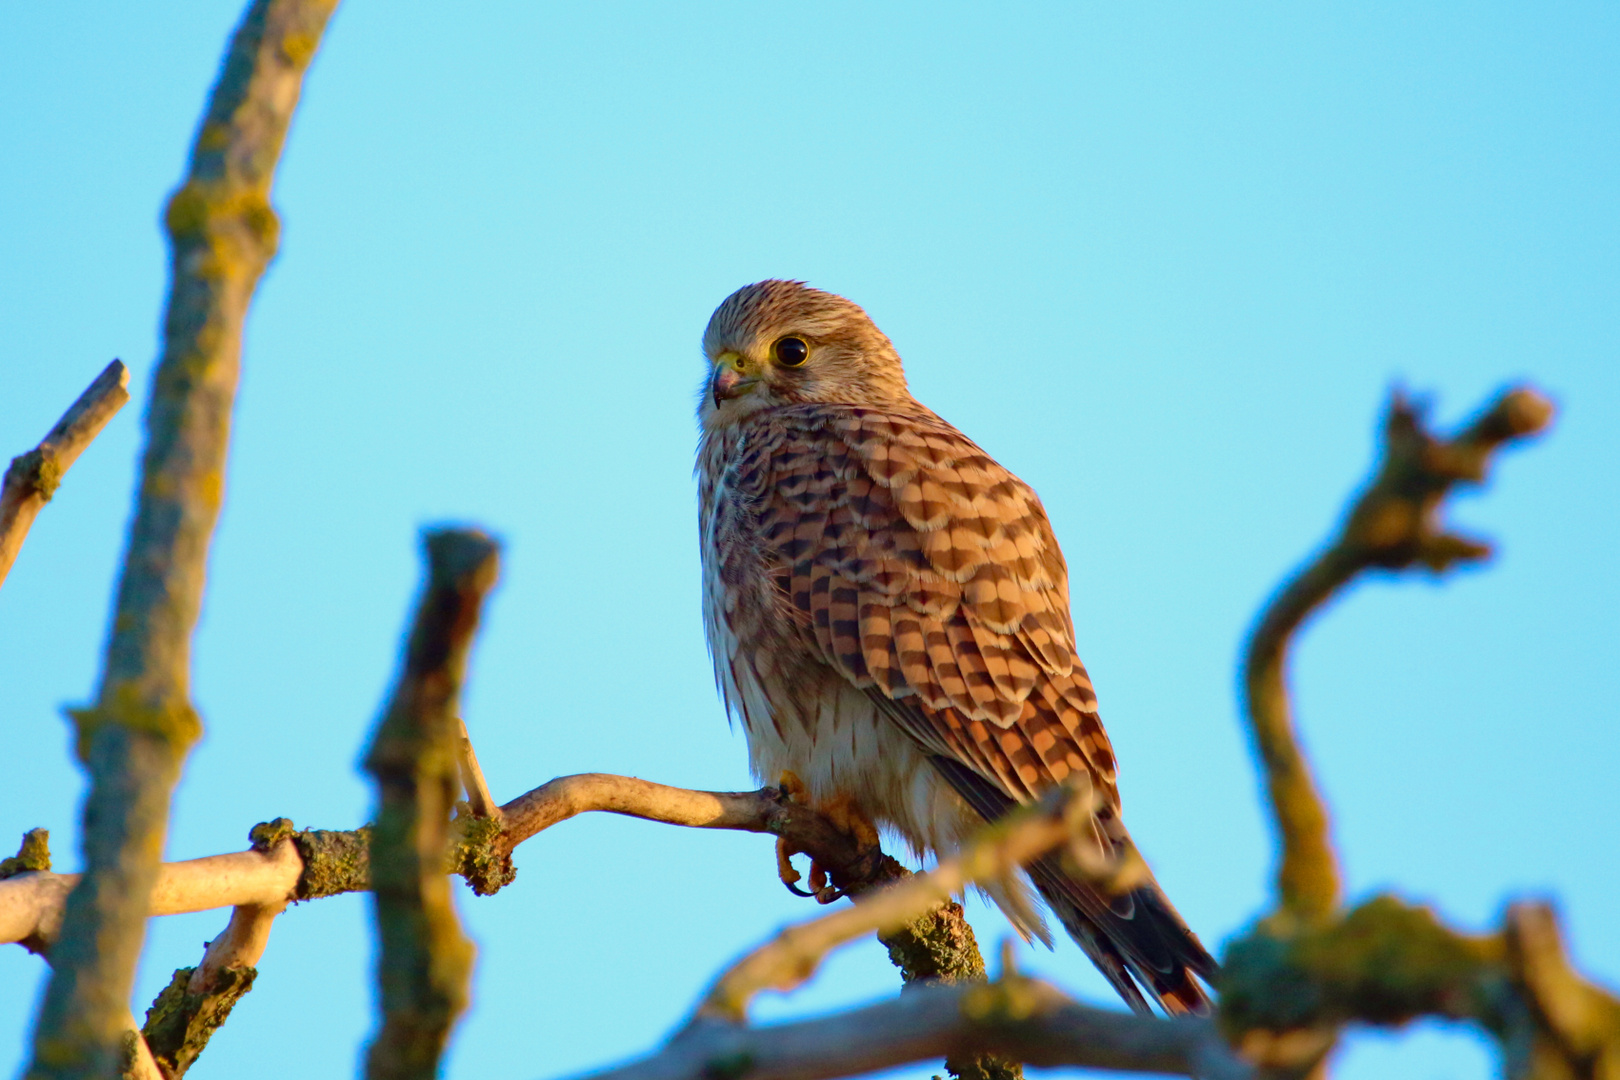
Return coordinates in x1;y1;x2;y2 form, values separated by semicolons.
569;977;1249;1080
1240;386;1554;919
0;360;130;591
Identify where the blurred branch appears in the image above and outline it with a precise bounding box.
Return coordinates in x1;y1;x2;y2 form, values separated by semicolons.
0;360;130;591
1240;386;1555;920
22;2;339;1073
363;529;498;1080
692;780;1100;1025
1219;894;1620;1080
568;975;1250;1080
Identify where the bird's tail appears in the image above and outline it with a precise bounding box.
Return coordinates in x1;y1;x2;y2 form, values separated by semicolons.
929;756;1217;1016
1028;849;1216;1015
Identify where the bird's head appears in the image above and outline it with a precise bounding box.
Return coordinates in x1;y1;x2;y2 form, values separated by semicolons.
699;280;910;429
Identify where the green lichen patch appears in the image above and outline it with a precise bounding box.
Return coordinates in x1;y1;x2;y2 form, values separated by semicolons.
878;903;1021;1080
293;827;371;900
141;964;258;1079
1219;894;1505;1038
6;450;62;501
0;829;50;878
879;900;987;986
66;687;203;762
248;818;296;851
447;814;516;896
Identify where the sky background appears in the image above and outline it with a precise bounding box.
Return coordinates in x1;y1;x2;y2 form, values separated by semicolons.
2;3;1616;1079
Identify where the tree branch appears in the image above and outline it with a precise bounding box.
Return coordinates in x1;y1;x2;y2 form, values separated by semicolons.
138;829;300;1079
567;976;1250;1080
1240;386;1554;920
363;529;498;1080
23;4;339;1074
692;780;1101;1025
0;360;131;591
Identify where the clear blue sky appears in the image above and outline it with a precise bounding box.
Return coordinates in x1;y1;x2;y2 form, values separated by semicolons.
2;4;1616;1079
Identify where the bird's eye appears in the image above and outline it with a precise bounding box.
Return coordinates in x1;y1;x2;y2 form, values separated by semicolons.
774;336;809;367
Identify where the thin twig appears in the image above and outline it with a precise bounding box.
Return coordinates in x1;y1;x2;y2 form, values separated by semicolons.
363;529;499;1080
568;976;1250;1080
23;4;339;1075
1240;386;1554;920
455;717;500;819
692;781;1097;1024
0;359;130;591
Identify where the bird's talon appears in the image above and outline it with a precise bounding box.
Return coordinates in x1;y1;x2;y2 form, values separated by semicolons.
809;860;828;893
778;770;807;802
776;835;802;887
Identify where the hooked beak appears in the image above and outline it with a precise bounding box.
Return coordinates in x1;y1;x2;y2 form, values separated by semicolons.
710;352;759;406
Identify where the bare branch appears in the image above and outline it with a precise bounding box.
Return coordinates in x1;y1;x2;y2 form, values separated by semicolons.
0;360;131;591
494;773;895;892
23;2;339;1076
455;717;500;819
692;781;1096;1024
567;976;1250;1080
363;529;499;1080
1240;386;1554;919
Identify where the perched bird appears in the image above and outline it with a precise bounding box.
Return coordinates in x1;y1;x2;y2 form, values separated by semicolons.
696;280;1215;1014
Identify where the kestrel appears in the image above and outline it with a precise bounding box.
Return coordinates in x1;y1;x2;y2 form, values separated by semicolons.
696;280;1215;1014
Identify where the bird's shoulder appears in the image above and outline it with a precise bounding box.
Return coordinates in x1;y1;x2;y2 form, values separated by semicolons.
730;404;1067;612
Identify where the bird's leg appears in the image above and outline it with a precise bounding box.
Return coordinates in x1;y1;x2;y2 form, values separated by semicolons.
774;772;880;904
775;771;818;896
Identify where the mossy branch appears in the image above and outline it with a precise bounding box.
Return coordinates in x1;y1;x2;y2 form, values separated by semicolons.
1217;895;1620;1079
1241;386;1555;922
23;3;338;1077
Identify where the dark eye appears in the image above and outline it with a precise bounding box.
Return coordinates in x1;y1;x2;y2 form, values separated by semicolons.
774;336;809;367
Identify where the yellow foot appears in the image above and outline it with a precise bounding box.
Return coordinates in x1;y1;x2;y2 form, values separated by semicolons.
817;791;882;851
778;769;808;802
772;771;878;904
775;834;802;889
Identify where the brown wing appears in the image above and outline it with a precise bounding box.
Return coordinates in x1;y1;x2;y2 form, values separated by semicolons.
751;403;1117;805
747;403;1215;1015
